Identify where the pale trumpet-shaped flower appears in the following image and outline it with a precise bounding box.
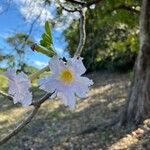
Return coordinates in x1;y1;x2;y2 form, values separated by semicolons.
4;68;32;107
38;56;93;109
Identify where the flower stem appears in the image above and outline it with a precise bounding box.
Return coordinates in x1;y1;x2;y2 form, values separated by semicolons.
74;8;87;57
29;65;50;81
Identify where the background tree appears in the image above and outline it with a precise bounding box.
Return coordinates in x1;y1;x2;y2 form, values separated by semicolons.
5;33;38;73
119;0;150;126
64;0;140;71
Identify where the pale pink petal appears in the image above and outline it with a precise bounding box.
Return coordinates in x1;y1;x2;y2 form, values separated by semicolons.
4;68;16;79
57;90;76;109
73;76;93;98
14;91;32;107
49;56;65;75
68;57;86;75
76;76;94;86
5;69;32;107
38;76;55;93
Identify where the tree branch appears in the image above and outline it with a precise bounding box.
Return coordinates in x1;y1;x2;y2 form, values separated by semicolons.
0;92;53;145
66;0;102;7
66;0;86;6
29;65;49;81
74;8;87;57
58;0;80;12
60;4;80;12
0;90;12;101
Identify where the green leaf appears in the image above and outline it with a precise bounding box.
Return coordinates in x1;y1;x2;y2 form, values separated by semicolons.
45;21;52;44
39;21;54;55
45;21;50;35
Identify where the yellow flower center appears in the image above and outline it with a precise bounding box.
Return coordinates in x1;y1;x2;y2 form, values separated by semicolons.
59;69;74;84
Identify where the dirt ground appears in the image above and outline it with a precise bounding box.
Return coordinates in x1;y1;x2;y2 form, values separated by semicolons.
0;71;150;150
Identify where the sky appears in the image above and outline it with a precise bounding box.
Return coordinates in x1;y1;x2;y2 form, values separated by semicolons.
0;0;78;69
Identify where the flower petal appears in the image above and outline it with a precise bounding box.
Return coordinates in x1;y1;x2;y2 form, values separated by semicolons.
4;68;16;79
5;69;32;107
39;76;54;93
57;90;76;109
73;76;93;98
68;57;86;75
49;56;65;75
14;91;32;107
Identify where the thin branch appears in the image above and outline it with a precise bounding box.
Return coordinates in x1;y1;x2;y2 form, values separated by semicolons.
29;65;49;81
66;0;102;7
0;92;53;145
59;2;80;12
74;8;87;57
32;92;55;107
66;0;86;6
0;105;39;145
24;10;42;42
0;90;12;101
20;12;42;49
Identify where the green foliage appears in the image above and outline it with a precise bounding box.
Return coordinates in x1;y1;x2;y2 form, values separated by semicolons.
32;21;56;57
39;21;56;56
64;0;140;72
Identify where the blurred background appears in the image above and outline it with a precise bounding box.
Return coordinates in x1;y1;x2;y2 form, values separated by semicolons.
0;0;140;73
1;0;147;150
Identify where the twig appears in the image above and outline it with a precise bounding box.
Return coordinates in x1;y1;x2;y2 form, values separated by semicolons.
66;0;86;6
59;3;80;12
29;65;49;81
74;8;87;57
57;0;80;12
0;92;53;146
66;0;102;7
32;92;55;107
58;0;102;57
0;90;12;101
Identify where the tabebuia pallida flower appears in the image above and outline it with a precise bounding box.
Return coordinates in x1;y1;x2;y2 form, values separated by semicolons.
4;56;93;109
4;69;32;107
38;56;93;109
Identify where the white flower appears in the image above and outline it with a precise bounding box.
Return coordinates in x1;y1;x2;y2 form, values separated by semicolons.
4;68;32;107
38;56;93;109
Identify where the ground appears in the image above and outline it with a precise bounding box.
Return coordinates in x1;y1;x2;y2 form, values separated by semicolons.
0;71;150;150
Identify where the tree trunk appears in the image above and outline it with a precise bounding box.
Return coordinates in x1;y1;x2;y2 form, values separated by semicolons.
120;0;150;126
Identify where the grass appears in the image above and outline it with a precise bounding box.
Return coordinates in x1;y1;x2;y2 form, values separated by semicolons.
0;72;150;150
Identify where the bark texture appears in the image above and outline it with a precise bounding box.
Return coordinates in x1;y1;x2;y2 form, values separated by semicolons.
120;0;150;125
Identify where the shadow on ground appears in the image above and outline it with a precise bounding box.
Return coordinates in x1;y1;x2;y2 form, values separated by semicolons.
1;72;150;150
